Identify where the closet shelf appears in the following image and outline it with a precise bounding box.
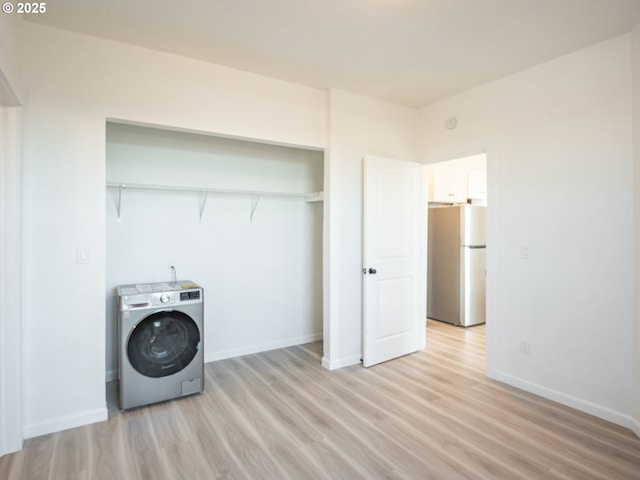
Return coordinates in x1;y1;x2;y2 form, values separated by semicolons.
106;182;323;222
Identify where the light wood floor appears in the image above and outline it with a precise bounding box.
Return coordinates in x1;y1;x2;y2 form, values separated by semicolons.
2;320;640;479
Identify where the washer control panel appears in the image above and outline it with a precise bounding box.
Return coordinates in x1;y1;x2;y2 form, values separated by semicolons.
180;290;201;301
118;282;203;311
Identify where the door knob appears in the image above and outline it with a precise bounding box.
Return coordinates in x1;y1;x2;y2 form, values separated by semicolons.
368;268;377;274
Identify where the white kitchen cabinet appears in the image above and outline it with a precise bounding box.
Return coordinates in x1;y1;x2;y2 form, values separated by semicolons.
427;165;468;203
467;169;487;200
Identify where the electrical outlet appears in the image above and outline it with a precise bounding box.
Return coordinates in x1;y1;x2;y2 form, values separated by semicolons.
520;339;531;355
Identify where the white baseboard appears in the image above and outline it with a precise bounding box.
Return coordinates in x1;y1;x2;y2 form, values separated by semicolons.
24;407;108;439
632;416;640;438
321;353;361;370
495;371;632;429
204;333;323;364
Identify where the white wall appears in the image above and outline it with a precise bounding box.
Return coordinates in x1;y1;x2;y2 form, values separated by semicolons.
633;23;640;437
21;23;326;438
323;89;417;368
418;35;634;426
105;123;323;378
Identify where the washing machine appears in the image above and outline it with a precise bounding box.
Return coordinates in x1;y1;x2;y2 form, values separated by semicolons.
117;280;204;410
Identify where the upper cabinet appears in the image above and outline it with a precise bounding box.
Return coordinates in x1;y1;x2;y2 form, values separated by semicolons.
427;165;468;203
427;153;487;204
467;169;487;200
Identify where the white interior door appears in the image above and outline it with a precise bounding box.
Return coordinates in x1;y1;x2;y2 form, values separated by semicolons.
363;155;426;367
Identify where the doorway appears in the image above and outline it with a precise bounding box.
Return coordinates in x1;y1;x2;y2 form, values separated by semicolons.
424;151;494;373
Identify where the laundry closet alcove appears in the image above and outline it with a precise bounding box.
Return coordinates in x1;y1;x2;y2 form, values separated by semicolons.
105;122;324;382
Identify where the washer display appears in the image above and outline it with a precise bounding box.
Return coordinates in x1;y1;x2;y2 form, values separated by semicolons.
117;280;204;410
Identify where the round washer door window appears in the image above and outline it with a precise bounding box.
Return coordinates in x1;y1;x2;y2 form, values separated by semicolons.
127;311;201;378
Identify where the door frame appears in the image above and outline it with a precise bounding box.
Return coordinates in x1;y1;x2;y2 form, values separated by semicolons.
0;104;23;456
422;140;499;379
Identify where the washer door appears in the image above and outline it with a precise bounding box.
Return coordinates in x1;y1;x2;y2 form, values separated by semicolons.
127;311;201;378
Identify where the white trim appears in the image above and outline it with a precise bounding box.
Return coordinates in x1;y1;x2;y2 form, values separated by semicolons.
323;93;339;371
484;145;499;379
0;105;22;455
321;354;361;370
23;408;108;440
204;333;323;364
495;371;633;429
632;417;640;438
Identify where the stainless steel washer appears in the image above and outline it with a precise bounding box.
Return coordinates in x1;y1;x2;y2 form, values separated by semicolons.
117;280;204;410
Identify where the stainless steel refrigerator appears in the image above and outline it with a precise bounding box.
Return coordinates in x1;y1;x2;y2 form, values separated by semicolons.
427;205;486;327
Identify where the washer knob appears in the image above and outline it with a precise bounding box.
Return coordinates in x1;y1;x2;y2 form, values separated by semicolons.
160;294;170;303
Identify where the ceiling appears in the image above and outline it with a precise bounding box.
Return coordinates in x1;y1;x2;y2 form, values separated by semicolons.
25;0;640;108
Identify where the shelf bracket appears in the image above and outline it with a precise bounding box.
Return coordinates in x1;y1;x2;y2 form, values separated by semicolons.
305;191;324;203
250;194;260;224
199;191;208;223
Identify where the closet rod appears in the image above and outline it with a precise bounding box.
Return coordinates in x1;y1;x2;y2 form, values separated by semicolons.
106;182;314;198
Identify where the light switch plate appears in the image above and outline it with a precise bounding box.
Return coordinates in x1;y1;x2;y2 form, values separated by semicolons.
76;247;90;264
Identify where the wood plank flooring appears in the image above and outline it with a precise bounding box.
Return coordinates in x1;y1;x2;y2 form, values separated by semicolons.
2;320;640;479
